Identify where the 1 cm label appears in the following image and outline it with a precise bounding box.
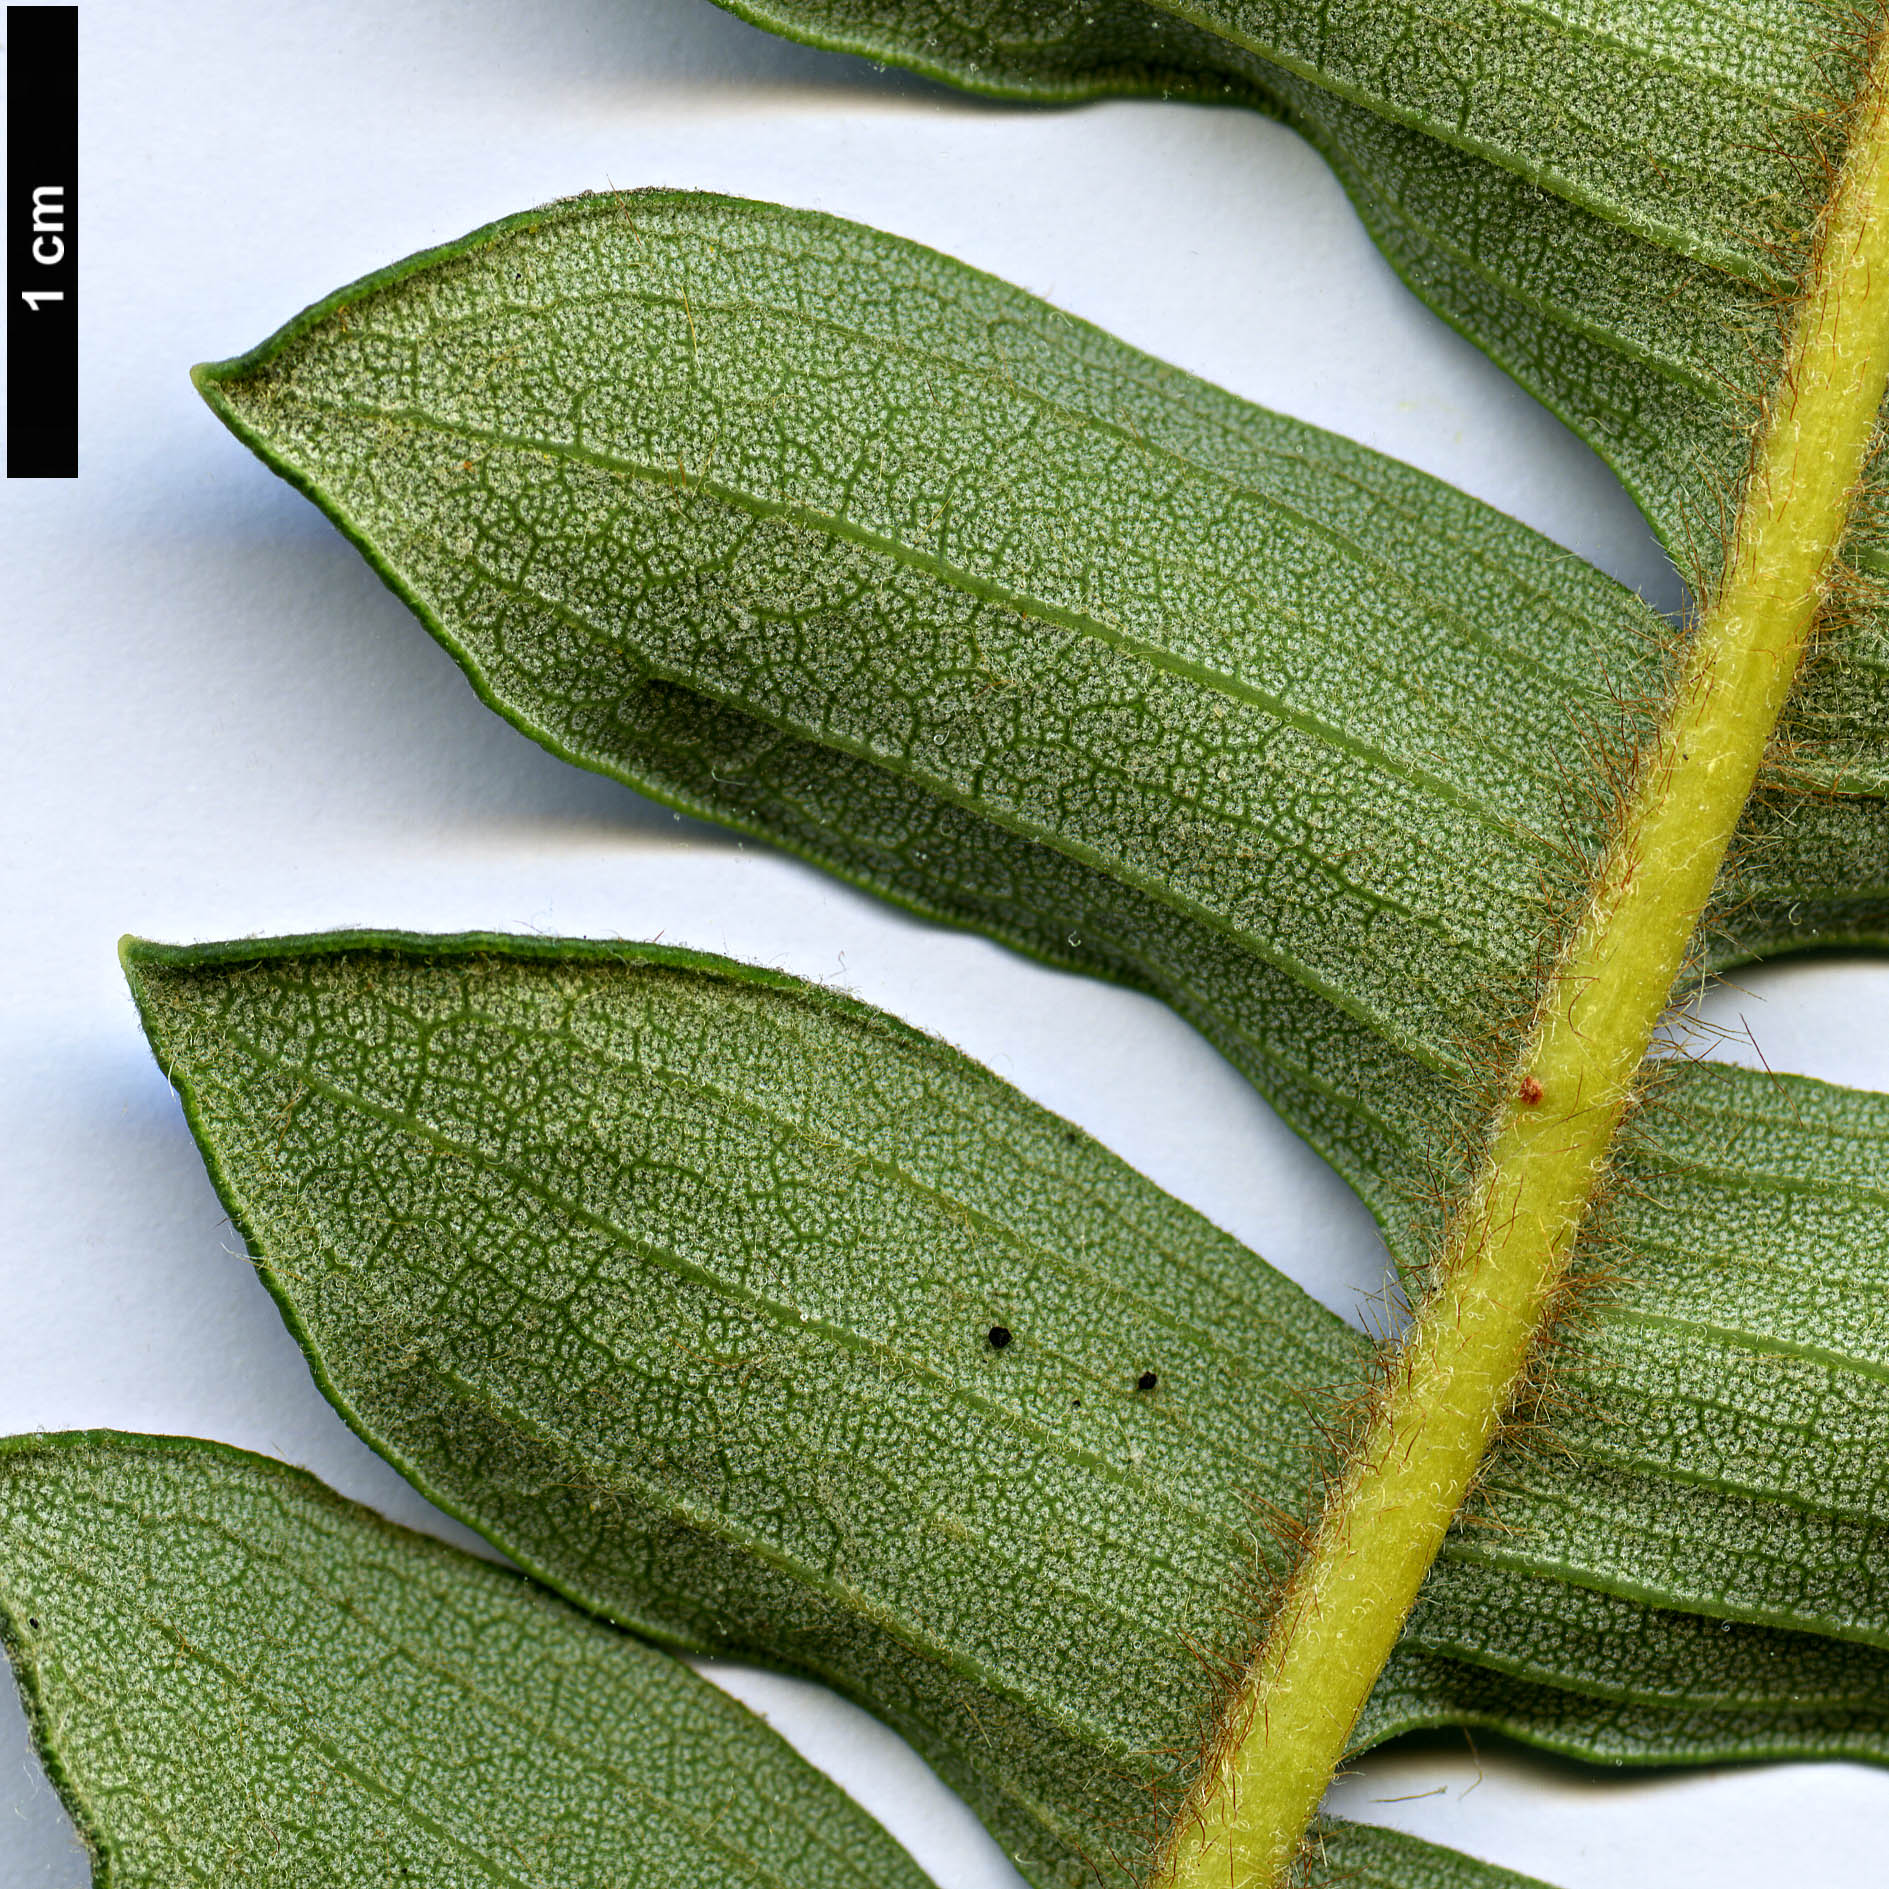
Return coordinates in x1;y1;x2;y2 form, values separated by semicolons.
21;184;66;310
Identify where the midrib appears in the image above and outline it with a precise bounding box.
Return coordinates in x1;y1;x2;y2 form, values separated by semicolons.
1157;22;1889;1886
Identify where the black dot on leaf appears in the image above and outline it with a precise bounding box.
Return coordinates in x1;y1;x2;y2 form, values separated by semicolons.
988;1326;1012;1350
1137;1371;1158;1392
28;1618;39;1630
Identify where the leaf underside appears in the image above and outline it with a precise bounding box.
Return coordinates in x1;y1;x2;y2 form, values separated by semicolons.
125;936;1889;1889
192;190;1889;1149
714;0;1846;284
0;1427;1546;1889
32;2;1880;1885
0;1431;934;1889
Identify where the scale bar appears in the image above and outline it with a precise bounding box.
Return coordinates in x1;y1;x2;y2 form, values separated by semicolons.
7;5;78;478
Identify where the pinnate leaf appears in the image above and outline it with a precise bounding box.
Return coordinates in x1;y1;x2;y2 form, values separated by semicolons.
182;184;1889;1888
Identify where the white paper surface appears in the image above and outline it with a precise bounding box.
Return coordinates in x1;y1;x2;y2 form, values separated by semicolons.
2;1;1886;1882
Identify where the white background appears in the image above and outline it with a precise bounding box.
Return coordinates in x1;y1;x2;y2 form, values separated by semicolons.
3;1;1887;1882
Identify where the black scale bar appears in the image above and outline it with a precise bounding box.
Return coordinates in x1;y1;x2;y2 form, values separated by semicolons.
7;5;77;477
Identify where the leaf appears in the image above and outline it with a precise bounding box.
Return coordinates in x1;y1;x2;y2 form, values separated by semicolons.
1298;1820;1556;1888
0;1430;933;1889
1368;1564;1889;1767
1251;69;1889;613
190;187;1889;1083
1455;1061;1889;1645
185;187;1889;1877
122;933;1889;1887
126;930;1357;1886
710;0;1847;280
193;191;1637;1076
186;188;1889;1642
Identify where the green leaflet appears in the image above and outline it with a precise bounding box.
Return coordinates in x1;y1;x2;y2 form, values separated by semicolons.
1297;1821;1555;1889
190;190;1889;1087
1272;76;1767;556
709;0;1845;282
1459;1063;1889;1644
1269;72;1889;614
1368;1563;1889;1767
0;1430;933;1889
126;931;1361;1888
123;934;1889;1888
0;1437;1539;1889
196;190;1650;1079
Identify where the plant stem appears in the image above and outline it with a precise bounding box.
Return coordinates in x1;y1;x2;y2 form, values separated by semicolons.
1160;28;1889;1888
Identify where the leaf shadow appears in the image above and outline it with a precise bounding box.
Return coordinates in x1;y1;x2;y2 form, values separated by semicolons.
127;463;744;853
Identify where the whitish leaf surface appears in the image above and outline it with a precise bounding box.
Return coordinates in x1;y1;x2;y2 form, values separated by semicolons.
125;935;1889;1888
0;1430;933;1889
